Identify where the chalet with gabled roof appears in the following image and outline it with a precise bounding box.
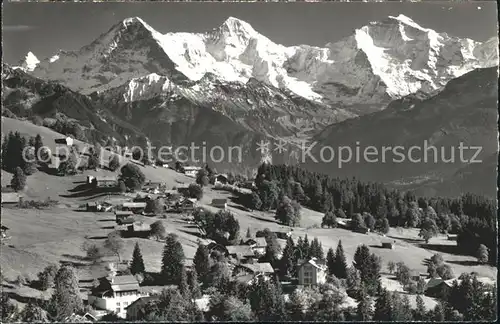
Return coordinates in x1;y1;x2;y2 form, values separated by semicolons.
297;257;328;286
1;192;21;206
88;275;147;319
211;198;227;209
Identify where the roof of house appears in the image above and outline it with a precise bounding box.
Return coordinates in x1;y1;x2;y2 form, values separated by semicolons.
1;192;21;203
226;245;255;257
212;198;228;204
120;217;136;224
126;296;160;310
87;202;98;207
109;275;140;292
299;258;327;270
131;222;150;231
254;237;267;247
239;262;274;274
96;176;117;182
206;242;228;252
122;202;147;208
115;211;134;216
425;278;445;290
184;166;201;171
62;313;94;323
109;275;138;285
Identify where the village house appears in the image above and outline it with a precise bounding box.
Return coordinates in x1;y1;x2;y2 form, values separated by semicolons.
87;176;118;188
243;237;267;256
126;296;160;321
226;245;256;261
55;136;74;146
425;276;494;299
122;202;147;214
176;198;197;212
233;272;270;286
87;202;99;212
47;156;62;173
88;275;148;319
115;211;135;225
1;192;22;206
183;166;201;178
233;262;275;278
175;183;190;196
297;258;328;286
271;230;293;240
211;198;227;209
124;221;151;238
214;174;229;186
409;269;427;282
381;241;395;249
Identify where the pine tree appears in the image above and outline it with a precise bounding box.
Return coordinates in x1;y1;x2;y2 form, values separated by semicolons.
400;295;413;321
356;283;372;321
10;167;26;192
302;234;310;259
326;247;335;276
334;240;348;278
414;294;426;321
432;302;445;321
130;242;145;275
179;265;190;298
50;265;83;320
280;236;295;277
188;268;202;299
353;245;371;270
34;134;44;160
246;227;252;239
373;289;392;321
161;234;185;285
193;244;210;284
2;132;26;173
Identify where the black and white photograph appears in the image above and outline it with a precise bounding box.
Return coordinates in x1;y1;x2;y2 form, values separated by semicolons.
1;1;498;322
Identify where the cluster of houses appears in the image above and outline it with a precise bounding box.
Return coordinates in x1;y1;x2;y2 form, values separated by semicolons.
86;231;329;320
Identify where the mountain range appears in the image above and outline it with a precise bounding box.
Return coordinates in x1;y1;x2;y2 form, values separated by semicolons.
4;15;499;196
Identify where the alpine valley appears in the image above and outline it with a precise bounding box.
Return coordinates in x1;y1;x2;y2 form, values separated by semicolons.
2;15;498;196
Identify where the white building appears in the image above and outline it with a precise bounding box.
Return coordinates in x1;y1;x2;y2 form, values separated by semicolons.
183;166;201;178
87;275;148;318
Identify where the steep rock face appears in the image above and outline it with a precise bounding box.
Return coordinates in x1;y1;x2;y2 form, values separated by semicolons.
32;18;182;94
304;66;498;193
29;15;497;113
94;72;355;137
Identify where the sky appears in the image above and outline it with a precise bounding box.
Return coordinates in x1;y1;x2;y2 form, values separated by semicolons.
2;1;498;64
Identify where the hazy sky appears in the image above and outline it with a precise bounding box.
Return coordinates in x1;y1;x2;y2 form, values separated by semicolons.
3;1;498;64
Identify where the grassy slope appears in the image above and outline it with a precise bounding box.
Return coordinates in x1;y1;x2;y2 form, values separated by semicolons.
0;117;496;312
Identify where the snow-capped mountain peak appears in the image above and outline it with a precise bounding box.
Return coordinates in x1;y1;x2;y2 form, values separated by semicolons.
218;16;257;36
13;51;40;72
387;14;428;31
28;15;498;110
